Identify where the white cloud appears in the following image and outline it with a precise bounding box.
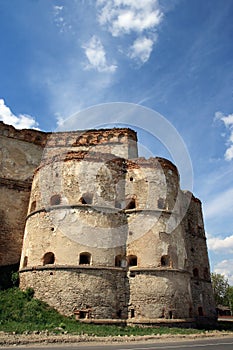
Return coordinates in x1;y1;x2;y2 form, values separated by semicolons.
0;99;39;129
207;233;233;254
82;36;117;73
97;0;163;63
215;111;233;161
128;36;154;63
214;259;233;285
204;187;233;219
97;0;163;36
225;145;233;161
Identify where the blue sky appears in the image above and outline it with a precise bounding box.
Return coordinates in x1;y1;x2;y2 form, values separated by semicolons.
0;0;233;283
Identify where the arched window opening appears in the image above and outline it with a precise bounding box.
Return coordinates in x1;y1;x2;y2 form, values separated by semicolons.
79;252;91;265
30;200;36;212
130;309;135;318
107;133;114;141
43;252;55;265
23;256;28;268
125;198;136;210
115;255;122;267
118;133;125;142
97;135;103;143
35;136;42;143
50;194;61;206
80;193;93;205
169;310;173;319
158;198;166;209
193;268;199;278
86;135;93;144
198;306;203;316
161;255;170;267
128;255;137;267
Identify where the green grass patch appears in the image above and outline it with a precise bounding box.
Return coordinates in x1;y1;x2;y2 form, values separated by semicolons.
0;288;230;336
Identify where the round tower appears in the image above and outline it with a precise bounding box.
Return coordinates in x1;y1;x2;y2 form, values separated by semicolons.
124;157;193;320
19;127;216;325
19;148;130;319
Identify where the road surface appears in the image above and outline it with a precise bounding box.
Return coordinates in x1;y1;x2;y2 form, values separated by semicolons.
2;337;233;350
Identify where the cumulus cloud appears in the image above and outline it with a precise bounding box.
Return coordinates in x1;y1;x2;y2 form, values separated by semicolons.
128;36;154;63
215;111;233;161
204;187;233;219
207;233;233;254
97;0;163;36
214;259;233;285
0;99;39;129
82;36;117;73
97;0;163;63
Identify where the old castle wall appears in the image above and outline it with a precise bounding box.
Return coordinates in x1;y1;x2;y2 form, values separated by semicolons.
0;121;216;324
0;122;46;267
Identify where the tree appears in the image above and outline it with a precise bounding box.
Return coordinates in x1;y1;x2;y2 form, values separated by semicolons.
211;272;229;306
227;285;233;315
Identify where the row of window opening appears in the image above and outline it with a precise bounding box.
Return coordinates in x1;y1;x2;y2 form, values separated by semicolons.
30;195;167;212
23;253;172;269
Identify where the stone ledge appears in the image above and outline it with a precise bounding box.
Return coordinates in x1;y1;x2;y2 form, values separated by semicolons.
19;265;126;273
26;204;175;220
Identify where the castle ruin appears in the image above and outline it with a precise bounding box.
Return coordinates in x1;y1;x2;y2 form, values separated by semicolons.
0;121;216;326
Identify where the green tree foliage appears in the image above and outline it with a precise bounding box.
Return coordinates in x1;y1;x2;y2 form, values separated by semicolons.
227;285;233;314
211;272;229;306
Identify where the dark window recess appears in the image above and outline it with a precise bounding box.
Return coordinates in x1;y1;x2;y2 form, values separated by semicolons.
79;252;91;265
128;255;137;267
80;193;93;205
23;256;28;268
86;135;92;143
198;307;203;316
130;309;135;318
30;201;36;212
169;311;173;319
125;198;136;210
115;255;122;267
108;134;114;141
97;135;103;143
79;311;86;319
161;255;170;267
118;133;125;142
193;268;199;278
43;252;55;265
158;198;166;209
130;177;133;182
115;201;121;209
50;194;61;206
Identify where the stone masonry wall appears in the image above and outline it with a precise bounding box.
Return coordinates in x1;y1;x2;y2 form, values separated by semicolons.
20;267;129;318
0;122;46;267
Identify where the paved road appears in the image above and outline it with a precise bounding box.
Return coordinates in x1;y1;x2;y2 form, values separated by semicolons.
2;337;233;350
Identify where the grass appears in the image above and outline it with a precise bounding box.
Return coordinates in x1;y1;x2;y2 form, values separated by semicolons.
0;288;232;336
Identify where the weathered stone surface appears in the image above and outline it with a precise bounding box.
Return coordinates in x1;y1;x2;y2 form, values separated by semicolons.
0;121;216;325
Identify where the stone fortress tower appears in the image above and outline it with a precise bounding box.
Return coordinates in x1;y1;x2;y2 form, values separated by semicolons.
0;121;216;326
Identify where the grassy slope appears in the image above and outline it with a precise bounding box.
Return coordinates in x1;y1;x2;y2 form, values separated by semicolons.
0;288;231;336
